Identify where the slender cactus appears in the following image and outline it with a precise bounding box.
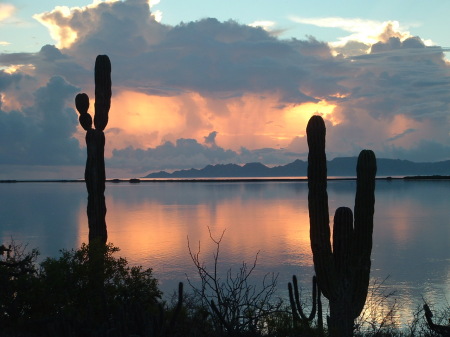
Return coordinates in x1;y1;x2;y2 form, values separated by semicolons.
75;55;111;244
288;275;323;331
306;115;376;337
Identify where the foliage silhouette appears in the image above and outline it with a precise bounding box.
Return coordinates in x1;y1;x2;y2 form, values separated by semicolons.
0;242;163;336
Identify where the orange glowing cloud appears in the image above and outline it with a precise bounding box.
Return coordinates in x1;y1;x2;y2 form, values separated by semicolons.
101;90;213;153
284;100;338;136
75;89;339;157
109;91;186;144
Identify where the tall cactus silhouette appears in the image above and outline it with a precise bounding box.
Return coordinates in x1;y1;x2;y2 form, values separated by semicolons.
306;115;376;337
75;55;111;244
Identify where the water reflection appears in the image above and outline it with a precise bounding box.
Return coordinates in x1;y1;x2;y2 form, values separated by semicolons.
0;183;85;257
1;180;449;325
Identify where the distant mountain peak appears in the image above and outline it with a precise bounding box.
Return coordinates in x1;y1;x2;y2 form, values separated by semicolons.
144;158;450;178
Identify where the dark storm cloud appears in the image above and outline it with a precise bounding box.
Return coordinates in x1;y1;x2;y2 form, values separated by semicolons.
0;45;90;86
136;19;339;102
109;137;238;172
40;0;347;103
341;36;450;121
388;140;450;162
0;70;23;91
386;128;416;142
0;76;83;165
204;131;218;146
108;136;298;173
327;34;450;162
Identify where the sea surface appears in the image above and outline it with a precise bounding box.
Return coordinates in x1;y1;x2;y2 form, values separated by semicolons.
1;179;449;325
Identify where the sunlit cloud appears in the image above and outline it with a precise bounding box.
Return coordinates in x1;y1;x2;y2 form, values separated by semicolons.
0;3;15;22
148;0;162;22
2;63;35;75
33;7;79;49
289;16;434;57
33;0;121;49
151;10;163;22
291;17;409;45
248;20;275;31
0;3;20;46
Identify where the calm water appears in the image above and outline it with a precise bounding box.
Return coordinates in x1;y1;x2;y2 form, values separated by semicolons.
1;180;449;324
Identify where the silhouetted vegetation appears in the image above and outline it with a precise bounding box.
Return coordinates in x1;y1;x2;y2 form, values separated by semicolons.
1;239;449;336
424;304;450;336
187;227;282;335
307;115;377;336
75;54;111;244
0;242;163;336
288;275;323;334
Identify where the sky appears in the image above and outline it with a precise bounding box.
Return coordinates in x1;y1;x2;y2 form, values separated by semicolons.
1;0;450;179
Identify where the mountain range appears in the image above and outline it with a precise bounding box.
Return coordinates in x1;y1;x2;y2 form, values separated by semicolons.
144;157;450;178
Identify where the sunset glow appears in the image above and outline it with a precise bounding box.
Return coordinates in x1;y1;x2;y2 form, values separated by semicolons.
99;91;339;155
2;0;450;176
284;100;338;133
100;184;314;269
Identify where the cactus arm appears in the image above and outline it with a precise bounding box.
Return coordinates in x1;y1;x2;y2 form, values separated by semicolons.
306;115;336;300
308;275;318;321
288;282;301;323
94;55;111;131
352;149;377;317
316;282;323;331
288;275;319;327
333;207;354;284
75;93;92;131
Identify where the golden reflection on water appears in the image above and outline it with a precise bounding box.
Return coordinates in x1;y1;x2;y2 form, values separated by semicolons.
101;185;314;277
69;181;450;328
2;180;447;329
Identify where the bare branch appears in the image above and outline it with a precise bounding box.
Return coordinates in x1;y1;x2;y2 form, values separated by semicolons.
186;228;280;334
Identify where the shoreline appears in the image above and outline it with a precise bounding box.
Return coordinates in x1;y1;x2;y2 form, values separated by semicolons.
1;175;450;183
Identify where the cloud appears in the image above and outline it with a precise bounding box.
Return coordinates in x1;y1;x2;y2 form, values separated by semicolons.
0;3;17;46
34;0;166;53
0;74;83;165
386;139;450;163
108;136;302;174
290;17;413;50
0;4;16;22
109;137;238;173
32;0;344;103
248;20;275;31
204;131;218;146
387;128;416;142
339;36;450;123
1;0;450;178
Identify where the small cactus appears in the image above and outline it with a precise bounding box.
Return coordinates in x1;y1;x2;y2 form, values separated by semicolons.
288;275;323;331
75;55;111;244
